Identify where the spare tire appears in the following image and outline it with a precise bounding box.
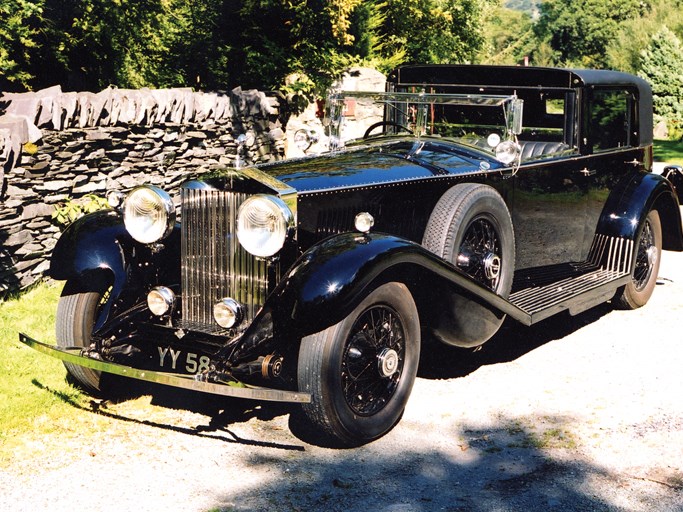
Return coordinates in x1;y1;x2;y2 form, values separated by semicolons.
422;183;515;347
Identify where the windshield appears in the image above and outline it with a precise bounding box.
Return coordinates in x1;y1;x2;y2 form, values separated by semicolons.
320;90;524;164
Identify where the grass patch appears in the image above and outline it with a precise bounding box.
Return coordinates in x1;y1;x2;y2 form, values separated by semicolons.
654;139;683;165
0;281;89;462
504;418;578;450
0;282;215;467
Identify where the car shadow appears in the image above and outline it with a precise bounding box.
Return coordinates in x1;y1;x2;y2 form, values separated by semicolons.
217;416;683;511
35;301;614;450
418;302;613;380
31;377;305;451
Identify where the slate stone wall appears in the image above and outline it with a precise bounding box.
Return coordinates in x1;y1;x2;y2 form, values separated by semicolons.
0;85;287;298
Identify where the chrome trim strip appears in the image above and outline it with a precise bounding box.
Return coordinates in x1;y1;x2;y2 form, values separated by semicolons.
18;333;311;404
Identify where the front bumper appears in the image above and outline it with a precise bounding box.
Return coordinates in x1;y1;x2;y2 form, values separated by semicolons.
18;333;311;404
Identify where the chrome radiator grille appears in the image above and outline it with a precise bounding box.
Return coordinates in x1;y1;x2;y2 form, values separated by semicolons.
181;188;268;334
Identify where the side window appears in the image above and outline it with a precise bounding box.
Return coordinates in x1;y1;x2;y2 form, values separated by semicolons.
519;91;577;148
590;89;633;151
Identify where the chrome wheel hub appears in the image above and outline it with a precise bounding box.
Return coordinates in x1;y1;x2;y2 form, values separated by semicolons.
483;252;501;280
377;347;400;378
647;245;659;267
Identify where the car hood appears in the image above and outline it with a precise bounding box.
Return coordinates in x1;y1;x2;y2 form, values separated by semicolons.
256;138;502;194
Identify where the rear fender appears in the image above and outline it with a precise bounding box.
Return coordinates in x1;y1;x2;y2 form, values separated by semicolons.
596;171;683;251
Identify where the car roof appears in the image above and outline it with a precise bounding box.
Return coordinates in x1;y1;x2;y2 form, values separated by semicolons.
388;64;650;92
389;64;653;146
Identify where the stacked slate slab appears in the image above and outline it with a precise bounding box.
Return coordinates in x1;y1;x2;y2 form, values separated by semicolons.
0;85;286;298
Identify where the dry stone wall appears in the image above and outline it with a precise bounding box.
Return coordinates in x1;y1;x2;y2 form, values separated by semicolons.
0;85;287;298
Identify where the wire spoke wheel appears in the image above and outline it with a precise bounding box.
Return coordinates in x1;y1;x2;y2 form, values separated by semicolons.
298;282;420;446
632;218;657;291
341;306;405;416
614;209;662;310
456;216;503;291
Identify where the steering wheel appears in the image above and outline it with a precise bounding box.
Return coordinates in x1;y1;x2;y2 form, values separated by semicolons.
363;121;413;139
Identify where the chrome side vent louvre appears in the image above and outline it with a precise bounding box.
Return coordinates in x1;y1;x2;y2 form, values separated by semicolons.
180;188;268;334
588;234;634;274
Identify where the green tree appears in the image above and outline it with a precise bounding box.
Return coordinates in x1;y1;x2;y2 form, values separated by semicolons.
5;0;500;97
480;4;536;65
373;0;496;66
533;0;645;68
225;0;363;101
33;0;176;91
605;0;683;74
639;26;683;139
0;0;44;90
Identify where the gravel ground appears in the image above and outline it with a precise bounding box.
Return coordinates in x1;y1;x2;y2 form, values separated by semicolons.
2;248;683;512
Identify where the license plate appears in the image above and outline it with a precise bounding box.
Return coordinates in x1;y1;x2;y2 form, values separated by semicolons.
157;346;211;375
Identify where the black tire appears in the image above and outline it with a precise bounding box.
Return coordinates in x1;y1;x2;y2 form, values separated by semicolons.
56;288;107;394
614;209;662;309
422;183;515;297
298;282;420;446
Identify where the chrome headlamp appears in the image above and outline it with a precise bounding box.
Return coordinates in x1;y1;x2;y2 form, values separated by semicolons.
123;186;175;244
147;286;175;316
236;194;294;258
495;140;521;165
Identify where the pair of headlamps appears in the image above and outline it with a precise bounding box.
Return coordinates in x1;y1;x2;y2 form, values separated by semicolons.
146;286;243;329
118;186;293;258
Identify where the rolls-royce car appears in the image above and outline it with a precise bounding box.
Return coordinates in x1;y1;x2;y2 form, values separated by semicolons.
20;65;683;445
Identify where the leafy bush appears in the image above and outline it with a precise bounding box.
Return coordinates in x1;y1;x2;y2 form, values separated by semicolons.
52;194;109;228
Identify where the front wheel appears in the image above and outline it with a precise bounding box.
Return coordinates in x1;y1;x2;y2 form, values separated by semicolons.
56;286;108;394
298;282;420;446
613;210;662;309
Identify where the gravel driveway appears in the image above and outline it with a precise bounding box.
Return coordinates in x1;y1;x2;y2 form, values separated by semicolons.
3;248;683;512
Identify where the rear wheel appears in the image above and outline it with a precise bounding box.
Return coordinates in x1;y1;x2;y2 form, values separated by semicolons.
614;210;662;309
56;285;109;394
298;282;420;446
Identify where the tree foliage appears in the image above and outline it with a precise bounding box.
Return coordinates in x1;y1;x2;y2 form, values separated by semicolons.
532;0;645;68
0;0;494;97
605;0;683;74
638;26;683;138
372;0;496;65
4;0;683;138
0;0;44;89
479;4;536;65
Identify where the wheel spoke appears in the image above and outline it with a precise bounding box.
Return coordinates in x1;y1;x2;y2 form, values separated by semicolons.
458;217;502;291
341;305;406;416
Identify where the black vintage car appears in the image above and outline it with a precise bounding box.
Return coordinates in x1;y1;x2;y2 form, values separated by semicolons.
21;65;683;445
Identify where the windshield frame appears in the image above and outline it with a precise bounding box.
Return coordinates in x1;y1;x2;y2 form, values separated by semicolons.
325;90;524;163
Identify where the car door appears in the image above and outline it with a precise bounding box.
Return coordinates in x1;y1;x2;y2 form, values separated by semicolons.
509;89;595;271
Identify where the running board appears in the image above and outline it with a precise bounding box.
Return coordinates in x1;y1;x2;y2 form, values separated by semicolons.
18;333;311;404
507;234;634;325
509;268;630;325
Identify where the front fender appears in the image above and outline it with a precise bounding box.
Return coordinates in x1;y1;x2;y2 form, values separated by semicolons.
597;171;683;251
50;209;182;330
267;232;518;338
50;209;132;293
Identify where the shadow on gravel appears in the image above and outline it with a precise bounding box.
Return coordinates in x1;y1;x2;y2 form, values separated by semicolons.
214;418;673;512
32;379;304;451
419;303;613;380
33;300;619;453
